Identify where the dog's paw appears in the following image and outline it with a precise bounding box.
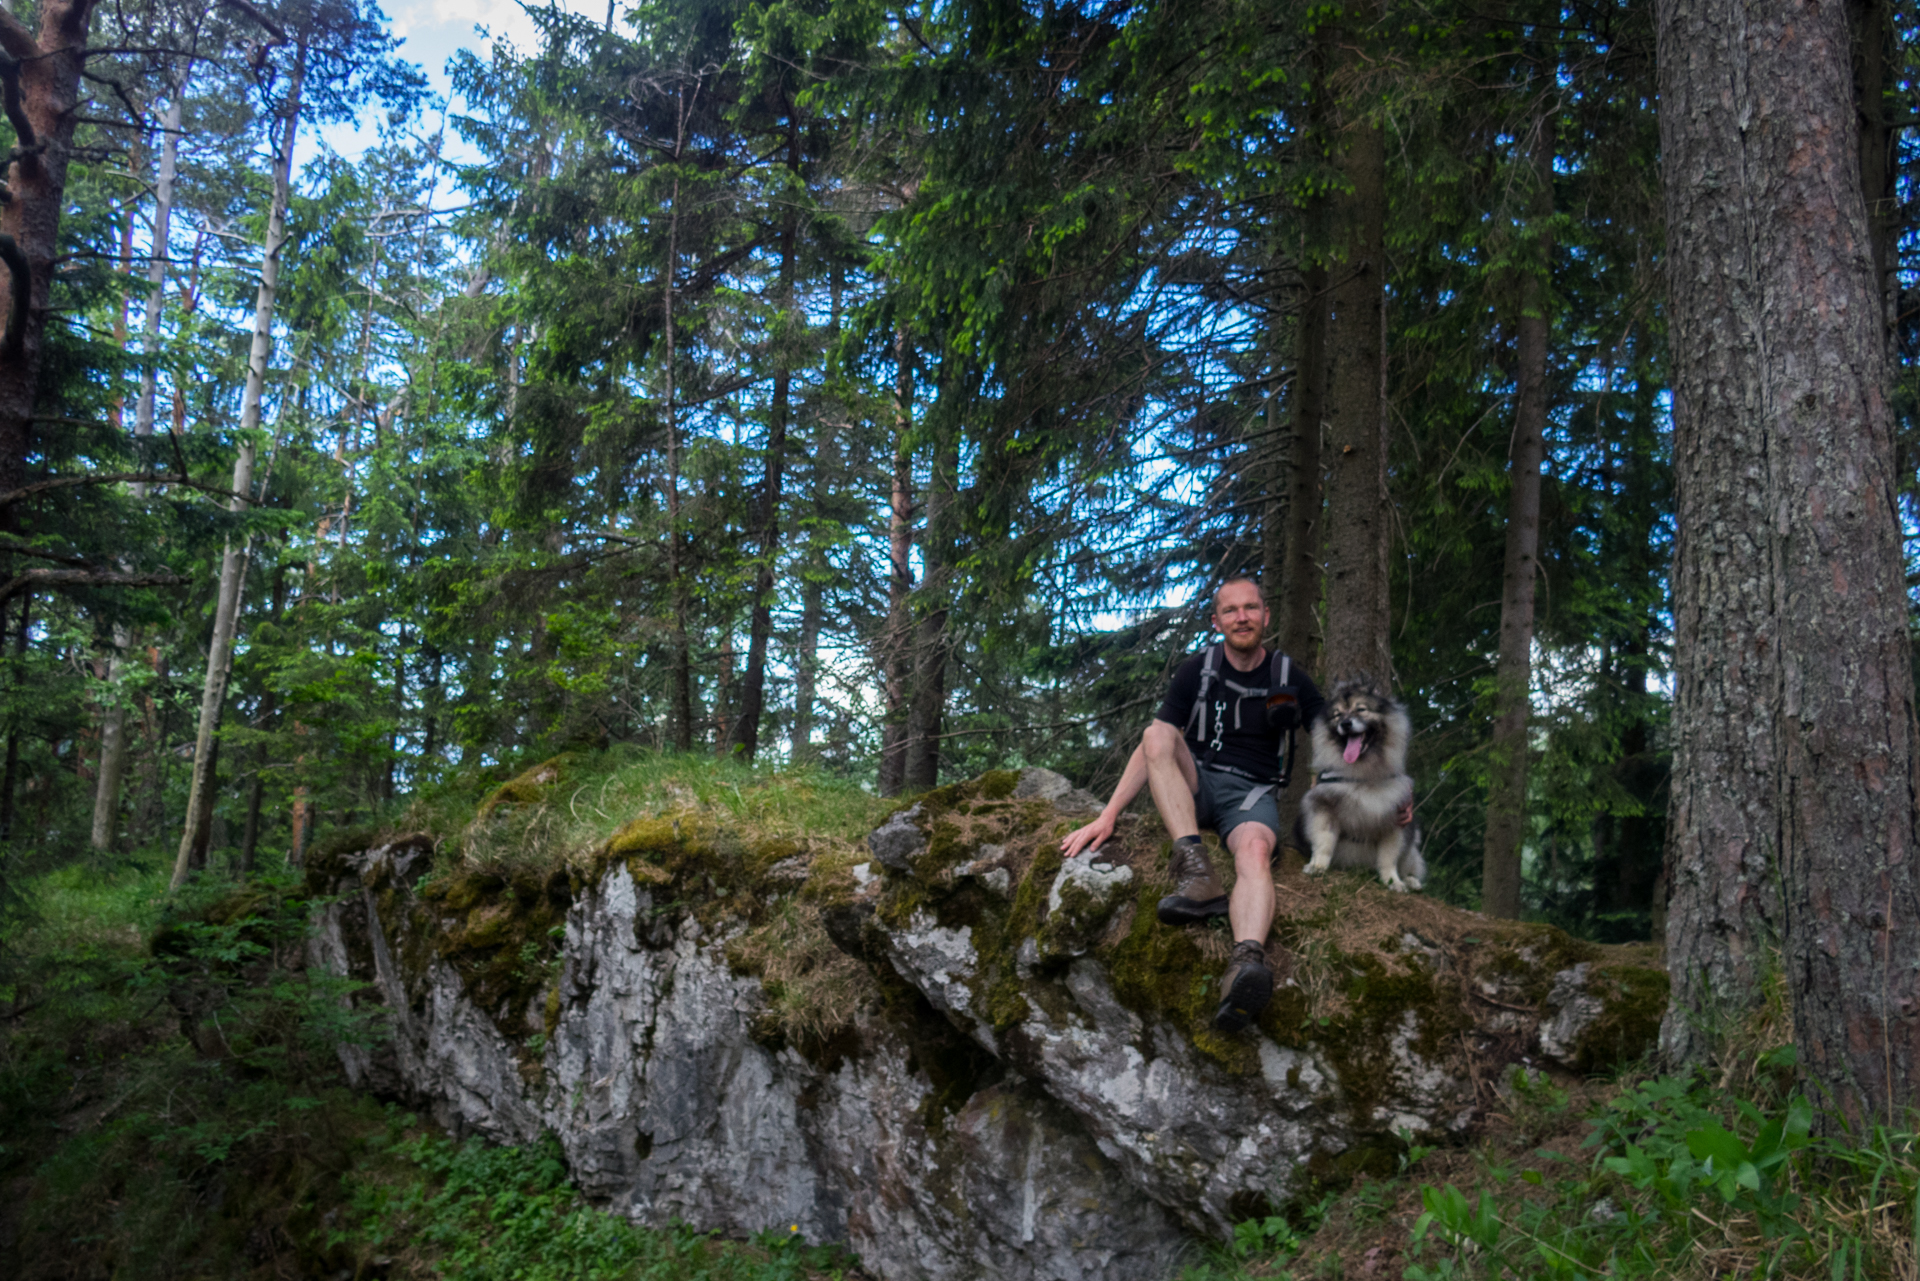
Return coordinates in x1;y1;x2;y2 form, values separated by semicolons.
1403;877;1423;892
1380;873;1408;893
1303;859;1330;877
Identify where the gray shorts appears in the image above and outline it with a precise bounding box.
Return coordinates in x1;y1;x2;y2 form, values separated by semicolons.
1193;765;1282;844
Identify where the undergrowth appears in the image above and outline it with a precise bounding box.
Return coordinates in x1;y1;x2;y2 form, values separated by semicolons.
336;1126;858;1281
0;846;865;1280
1182;1060;1920;1280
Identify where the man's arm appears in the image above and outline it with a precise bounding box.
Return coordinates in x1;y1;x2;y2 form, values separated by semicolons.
1061;739;1151;857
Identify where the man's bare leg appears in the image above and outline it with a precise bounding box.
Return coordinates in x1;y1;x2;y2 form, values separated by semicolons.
1143;721;1228;924
1214;821;1280;1033
1225;822;1278;943
1141;720;1200;839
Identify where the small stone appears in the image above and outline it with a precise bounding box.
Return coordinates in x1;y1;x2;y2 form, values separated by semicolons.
868;804;927;871
1012;767;1105;814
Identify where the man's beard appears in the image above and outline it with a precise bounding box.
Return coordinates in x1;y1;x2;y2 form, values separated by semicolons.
1224;628;1264;657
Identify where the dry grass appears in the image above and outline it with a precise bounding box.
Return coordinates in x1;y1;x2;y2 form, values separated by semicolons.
727;898;878;1047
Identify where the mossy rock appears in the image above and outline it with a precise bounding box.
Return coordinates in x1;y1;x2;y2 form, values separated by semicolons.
410;863;575;1039
1561;964;1670;1073
474;753;580;822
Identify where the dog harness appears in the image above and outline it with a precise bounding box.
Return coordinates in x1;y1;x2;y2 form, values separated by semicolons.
1183;643;1300;788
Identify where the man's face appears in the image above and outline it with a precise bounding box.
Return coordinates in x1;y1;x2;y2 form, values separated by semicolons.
1212;582;1268;653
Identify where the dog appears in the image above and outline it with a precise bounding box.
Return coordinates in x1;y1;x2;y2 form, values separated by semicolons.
1295;676;1426;892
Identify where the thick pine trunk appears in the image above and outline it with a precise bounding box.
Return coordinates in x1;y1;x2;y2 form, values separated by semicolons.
878;330;913;796
1850;0;1896;335
1481;109;1555;921
171;48;304;889
1319;111;1391;683
1656;0;1920;1126
0;0;98;501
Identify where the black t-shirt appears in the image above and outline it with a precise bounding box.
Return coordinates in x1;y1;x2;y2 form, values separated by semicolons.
1154;647;1325;782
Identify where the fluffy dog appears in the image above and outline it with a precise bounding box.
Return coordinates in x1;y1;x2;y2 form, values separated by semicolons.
1296;677;1426;892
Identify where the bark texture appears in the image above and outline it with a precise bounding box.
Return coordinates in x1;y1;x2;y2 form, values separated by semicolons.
1481;109;1555;921
0;0;97;498
1318;114;1391;683
1655;0;1920;1127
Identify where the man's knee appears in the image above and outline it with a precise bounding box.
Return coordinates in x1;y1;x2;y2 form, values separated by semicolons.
1228;824;1278;867
1142;720;1184;761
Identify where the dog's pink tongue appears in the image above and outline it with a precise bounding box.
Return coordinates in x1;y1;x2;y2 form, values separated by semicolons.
1343;736;1364;765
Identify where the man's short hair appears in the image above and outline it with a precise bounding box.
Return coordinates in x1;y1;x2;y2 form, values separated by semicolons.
1212;575;1264;611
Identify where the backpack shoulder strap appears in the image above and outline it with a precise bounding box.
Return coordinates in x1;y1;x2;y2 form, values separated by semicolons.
1184;644;1221;742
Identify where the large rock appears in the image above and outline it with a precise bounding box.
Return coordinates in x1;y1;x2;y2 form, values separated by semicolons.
308;766;1666;1280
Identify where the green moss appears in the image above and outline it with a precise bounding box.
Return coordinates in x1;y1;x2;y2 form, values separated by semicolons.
1564;964;1670;1073
1477;923;1602;1005
1105;883;1257;1073
1305;950;1467;1125
978;770;1020;800
409;866;574;1040
475;753;579;821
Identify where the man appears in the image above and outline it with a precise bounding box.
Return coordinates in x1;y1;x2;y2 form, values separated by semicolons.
1062;577;1402;1032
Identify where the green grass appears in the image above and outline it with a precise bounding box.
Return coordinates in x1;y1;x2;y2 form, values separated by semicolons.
1179;1061;1920;1281
389;746;897;878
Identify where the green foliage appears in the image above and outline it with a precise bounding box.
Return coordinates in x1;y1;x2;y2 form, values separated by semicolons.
337;1130;858;1281
1401;1070;1911;1280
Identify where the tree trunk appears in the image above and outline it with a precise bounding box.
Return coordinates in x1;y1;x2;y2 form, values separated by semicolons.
1318;108;1391;683
728;141;799;763
1481;100;1555;921
0;0;99;501
92;66;187;855
878;329;914;796
664;173;692;753
1849;0;1896;337
89;627;130;851
171;47;305;890
134;67;186;451
1655;0;1920;1129
906;429;957;790
793;567;822;763
0;590;27;842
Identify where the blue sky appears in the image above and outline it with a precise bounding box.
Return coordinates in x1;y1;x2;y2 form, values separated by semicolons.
321;0;603;158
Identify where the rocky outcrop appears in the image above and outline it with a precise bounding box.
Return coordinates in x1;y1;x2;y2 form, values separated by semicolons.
307;767;1667;1281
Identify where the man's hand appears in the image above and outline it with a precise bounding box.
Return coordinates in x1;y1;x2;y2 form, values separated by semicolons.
1061;812;1116;858
1397;798;1414;827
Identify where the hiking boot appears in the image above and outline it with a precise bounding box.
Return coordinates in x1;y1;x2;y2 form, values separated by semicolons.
1212;940;1273;1033
1156;837;1229;925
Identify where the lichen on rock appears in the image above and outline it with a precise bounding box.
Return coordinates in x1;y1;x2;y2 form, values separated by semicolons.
308;764;1670;1281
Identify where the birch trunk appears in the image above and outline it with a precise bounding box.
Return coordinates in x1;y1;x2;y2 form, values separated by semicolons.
170;47;305;889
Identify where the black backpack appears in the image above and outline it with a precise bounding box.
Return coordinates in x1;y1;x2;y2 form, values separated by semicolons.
1181;644;1301;786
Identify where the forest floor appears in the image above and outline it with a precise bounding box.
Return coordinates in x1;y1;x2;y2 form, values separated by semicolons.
2;752;1916;1280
